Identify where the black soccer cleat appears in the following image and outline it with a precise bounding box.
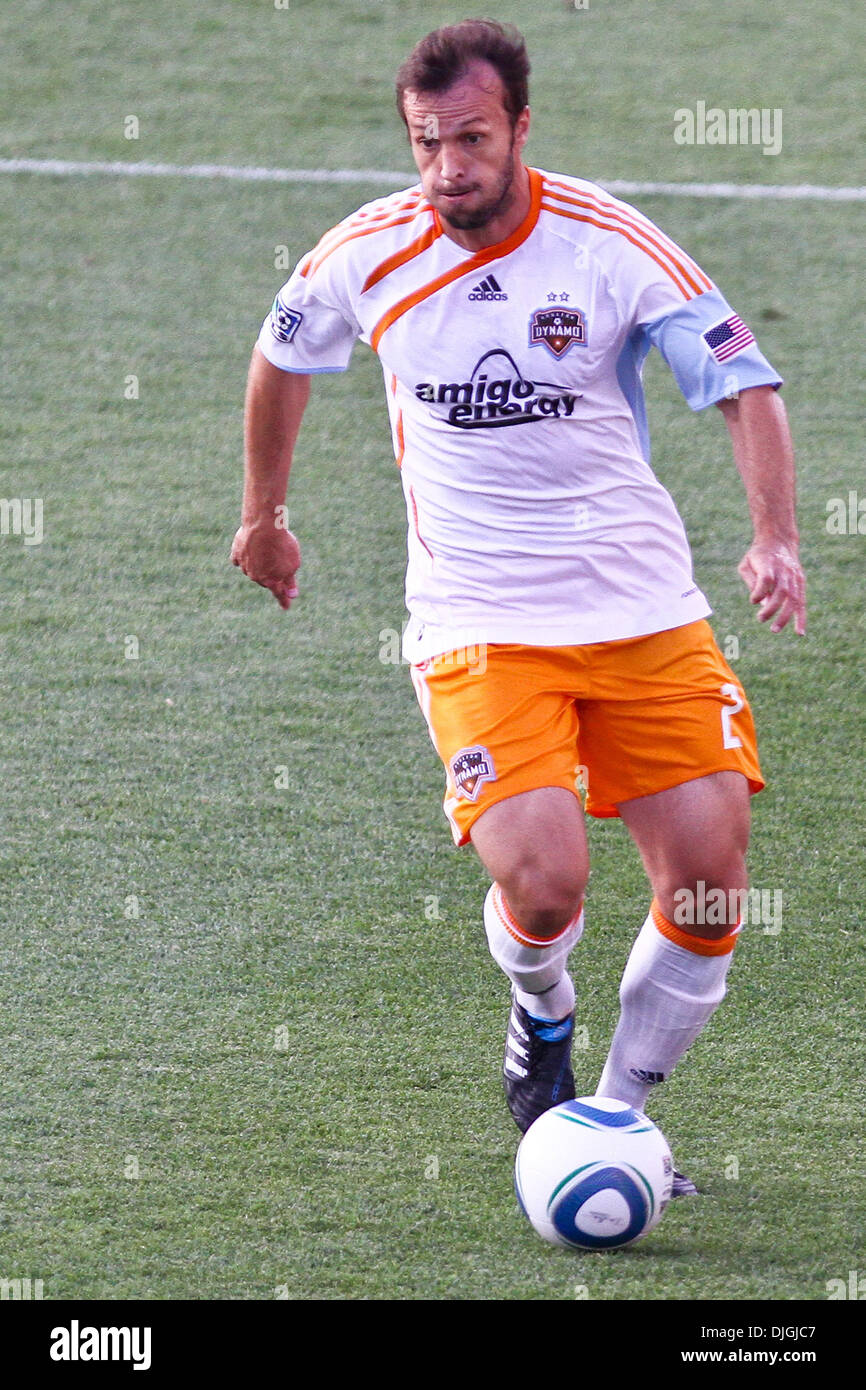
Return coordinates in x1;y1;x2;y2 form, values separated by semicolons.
503;994;576;1133
671;1169;700;1198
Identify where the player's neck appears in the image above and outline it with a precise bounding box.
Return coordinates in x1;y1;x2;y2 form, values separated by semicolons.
438;162;532;253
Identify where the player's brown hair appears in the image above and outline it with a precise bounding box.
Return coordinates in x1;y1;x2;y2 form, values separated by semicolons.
395;18;530;130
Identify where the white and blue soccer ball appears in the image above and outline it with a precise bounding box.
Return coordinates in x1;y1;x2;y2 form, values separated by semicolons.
514;1097;673;1250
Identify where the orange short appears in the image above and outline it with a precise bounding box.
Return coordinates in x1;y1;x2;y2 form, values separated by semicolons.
410;620;764;846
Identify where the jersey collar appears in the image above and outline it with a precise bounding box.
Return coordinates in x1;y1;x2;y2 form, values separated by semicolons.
430;166;542;260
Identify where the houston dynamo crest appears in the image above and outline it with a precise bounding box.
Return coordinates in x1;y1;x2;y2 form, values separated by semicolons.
450;745;497;801
529;306;587;358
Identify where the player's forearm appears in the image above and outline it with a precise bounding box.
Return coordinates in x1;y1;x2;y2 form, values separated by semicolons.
241;346;311;526
717;386;799;547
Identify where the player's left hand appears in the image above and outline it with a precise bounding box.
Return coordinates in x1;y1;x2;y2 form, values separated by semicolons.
737;540;806;635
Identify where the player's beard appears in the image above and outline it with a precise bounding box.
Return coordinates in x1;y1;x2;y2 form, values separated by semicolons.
435;147;518;231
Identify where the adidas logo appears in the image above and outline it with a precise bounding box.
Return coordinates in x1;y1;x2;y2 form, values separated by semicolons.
468;274;507;302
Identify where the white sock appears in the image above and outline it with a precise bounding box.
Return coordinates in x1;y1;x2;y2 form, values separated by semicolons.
483;882;583;1021
596;902;741;1110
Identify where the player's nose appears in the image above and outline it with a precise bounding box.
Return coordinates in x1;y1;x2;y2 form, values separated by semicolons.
437;141;467;184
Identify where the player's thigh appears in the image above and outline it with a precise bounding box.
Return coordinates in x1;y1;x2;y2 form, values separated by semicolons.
410;643;583;849
617;769;751;895
578;620;764;819
470;785;589;919
618;770;751;936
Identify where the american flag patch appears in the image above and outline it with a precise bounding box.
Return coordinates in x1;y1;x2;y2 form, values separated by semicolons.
702;313;756;363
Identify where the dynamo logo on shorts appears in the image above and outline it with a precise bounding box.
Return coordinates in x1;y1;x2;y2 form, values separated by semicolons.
450;745;496;801
269;293;303;344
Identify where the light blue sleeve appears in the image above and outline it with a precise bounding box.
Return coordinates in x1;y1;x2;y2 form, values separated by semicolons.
645;287;782;410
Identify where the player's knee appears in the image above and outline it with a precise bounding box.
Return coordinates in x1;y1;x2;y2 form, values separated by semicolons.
660;865;749;936
502;864;586;939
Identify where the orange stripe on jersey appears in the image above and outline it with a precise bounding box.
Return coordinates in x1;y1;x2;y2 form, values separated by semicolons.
315;189;425;243
650;899;742;956
544;179;713;289
303;209;429;280
347;190;424;221
301;192;427;279
312;192;427;261
370;168;544;353
389;372;405;467
362;223;441;295
541;200;697;300
408;485;433;561
543;177;713;295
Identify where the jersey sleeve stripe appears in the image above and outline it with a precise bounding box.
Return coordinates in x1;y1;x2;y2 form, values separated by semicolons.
540;199;697;300
316;191;426;250
370;169;544;352
542;178;713;295
316;189;425;242
303;210;428;280
362;223;442;294
301;194;427;279
543;176;713;284
346;189;424;221
545;176;713;268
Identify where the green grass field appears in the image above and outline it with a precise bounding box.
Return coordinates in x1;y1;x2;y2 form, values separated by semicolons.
1;0;864;1302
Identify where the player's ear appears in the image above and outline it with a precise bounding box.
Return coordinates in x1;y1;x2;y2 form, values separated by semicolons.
513;105;531;151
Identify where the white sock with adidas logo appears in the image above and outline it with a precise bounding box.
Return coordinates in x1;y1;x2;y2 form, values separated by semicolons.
596;902;741;1110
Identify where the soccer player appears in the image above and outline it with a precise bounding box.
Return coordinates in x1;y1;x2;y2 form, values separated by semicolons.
232;20;805;1192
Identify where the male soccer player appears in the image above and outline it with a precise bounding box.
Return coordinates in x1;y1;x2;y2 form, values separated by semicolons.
232;20;805;1191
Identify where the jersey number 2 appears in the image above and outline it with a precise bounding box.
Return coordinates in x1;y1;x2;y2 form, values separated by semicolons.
720;683;744;749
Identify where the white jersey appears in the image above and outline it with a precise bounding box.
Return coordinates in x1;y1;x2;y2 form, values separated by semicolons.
257;167;781;662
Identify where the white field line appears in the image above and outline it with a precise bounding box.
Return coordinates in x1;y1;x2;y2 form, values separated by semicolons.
1;157;864;200
0;158;413;185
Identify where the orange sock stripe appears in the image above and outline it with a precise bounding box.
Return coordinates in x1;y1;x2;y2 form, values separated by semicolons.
492;883;583;949
650;900;741;956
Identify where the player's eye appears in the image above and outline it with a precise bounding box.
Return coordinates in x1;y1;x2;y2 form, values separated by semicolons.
464;133;483;145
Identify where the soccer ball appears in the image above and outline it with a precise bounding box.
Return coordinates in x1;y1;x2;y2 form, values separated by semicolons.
514;1096;673;1250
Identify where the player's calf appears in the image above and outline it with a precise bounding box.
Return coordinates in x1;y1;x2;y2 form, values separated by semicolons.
596;898;741;1114
484;882;586;1132
471;788;589;1128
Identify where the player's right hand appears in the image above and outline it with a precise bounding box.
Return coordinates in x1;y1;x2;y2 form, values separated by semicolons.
737;539;806;636
231;522;301;610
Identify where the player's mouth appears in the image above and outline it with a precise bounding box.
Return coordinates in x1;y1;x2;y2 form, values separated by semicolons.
437;186;477;200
